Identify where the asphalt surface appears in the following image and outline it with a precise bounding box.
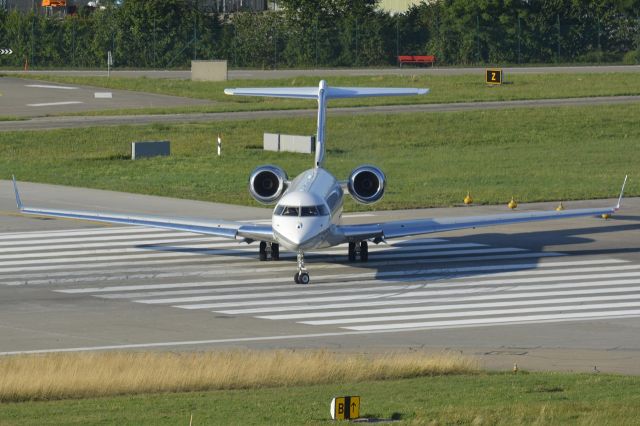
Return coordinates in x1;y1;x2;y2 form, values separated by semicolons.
1;83;639;131
0;180;639;374
0;76;212;118
3;65;640;79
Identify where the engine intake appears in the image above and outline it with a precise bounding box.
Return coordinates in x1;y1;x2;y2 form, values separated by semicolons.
249;165;288;204
347;165;386;204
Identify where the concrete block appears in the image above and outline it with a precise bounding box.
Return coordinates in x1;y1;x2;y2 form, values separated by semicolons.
132;141;170;160
263;133;280;152
191;60;228;81
280;134;315;154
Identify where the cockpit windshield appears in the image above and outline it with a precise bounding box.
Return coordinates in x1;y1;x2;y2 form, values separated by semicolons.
275;204;329;217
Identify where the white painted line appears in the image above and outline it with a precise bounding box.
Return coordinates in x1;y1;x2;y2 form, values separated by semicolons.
344;309;640;331
25;84;78;90
0;230;226;247
4;312;640;356
53;258;621;294
259;294;640;320
0;243;524;268
0;226;167;240
0;236;230;254
94;92;113;99
98;267;640;300
177;282;640;310
301;301;640;326
27;101;84;107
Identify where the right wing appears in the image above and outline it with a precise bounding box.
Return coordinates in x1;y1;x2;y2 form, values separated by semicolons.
337;176;627;243
12;177;274;243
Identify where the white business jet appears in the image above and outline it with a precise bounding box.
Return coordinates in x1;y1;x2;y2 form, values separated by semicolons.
13;80;626;284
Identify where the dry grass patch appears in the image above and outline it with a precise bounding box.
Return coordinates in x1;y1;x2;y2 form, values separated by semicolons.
0;350;478;402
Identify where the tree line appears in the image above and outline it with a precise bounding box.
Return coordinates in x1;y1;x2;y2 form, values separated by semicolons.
0;0;638;69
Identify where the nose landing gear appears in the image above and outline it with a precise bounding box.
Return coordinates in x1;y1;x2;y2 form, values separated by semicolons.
294;251;310;284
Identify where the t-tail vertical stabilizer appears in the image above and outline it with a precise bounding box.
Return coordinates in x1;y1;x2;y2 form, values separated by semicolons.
224;80;429;168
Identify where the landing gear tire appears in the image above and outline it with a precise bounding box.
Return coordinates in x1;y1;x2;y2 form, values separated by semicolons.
348;242;356;262
294;251;310;284
360;241;369;262
298;272;310;284
259;241;267;261
272;243;280;260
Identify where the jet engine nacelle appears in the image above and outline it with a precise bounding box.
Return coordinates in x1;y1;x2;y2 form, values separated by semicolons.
249;165;289;204
347;165;386;204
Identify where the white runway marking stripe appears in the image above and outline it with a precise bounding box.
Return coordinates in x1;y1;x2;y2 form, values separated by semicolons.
0;250;552;278
0;231;226;249
0;241;488;262
0;226;177;241
0;242;550;273
26;84;78;90
0;236;232;254
27;101;84;107
54;258;624;294
257;294;640;320
176;283;640;310
344;309;640;331
96;269;640;300
300;301;640;326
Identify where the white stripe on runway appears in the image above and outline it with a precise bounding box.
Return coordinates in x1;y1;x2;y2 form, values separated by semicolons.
0;251;564;278
176;283;640;310
54;258;624;294
0;236;232;254
27;101;84;107
300;301;640;326
98;269;640;300
344;309;640;331
0;226;173;241
259;294;640;320
26;84;78;90
0;241;494;263
0;231;226;249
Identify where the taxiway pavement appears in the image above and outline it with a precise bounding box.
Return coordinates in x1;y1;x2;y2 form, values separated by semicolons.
0;181;638;374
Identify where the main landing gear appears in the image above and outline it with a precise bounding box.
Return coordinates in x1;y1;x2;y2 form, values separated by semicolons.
258;241;280;261
348;241;369;262
294;251;310;284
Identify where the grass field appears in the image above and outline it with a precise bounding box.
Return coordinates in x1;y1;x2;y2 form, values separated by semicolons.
0;369;638;425
2;102;638;209
8;72;640;117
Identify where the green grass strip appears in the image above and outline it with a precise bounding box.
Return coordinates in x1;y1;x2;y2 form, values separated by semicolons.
1;103;637;210
1;373;638;425
9;72;640;117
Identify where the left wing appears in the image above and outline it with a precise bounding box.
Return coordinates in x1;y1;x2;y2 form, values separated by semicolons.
337;177;627;242
12;177;273;243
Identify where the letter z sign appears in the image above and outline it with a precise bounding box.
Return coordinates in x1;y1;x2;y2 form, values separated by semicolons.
331;396;360;420
486;68;503;85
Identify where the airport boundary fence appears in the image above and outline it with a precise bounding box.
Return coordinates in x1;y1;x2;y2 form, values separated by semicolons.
0;1;639;70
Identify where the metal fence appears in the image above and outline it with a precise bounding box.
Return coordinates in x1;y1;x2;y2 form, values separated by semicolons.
0;9;638;69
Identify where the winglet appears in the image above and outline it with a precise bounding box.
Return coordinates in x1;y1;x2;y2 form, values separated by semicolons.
12;175;23;210
616;175;628;210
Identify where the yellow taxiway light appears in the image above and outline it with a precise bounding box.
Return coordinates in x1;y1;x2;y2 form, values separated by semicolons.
602;213;611;220
508;197;518;209
464;191;473;205
556;202;564;211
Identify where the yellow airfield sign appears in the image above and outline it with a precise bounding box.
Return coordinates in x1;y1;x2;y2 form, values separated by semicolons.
486;68;503;85
331;395;360;420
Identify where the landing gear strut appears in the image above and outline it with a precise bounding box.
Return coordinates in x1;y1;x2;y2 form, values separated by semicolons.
294;251;310;284
348;241;369;262
259;241;280;261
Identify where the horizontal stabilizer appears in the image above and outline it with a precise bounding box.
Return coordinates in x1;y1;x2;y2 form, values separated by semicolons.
224;85;429;100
